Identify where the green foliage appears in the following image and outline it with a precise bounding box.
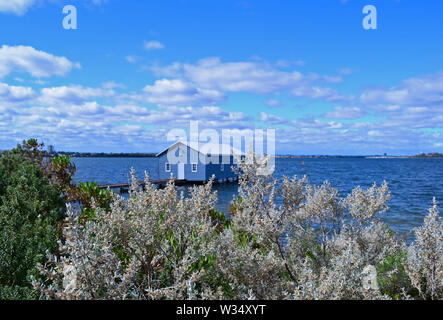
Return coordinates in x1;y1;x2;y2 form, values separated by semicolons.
0;141;66;299
48;156;76;198
78;182;112;206
0;285;39;300
209;209;232;231
51;156;71;169
77;182;113;223
377;251;416;299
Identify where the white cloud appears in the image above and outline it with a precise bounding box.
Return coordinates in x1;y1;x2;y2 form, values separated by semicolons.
0;45;80;78
144;40;165;51
260;112;349;136
275;59;305;68
324;106;366;119
48;101;106;117
368;130;383;137
138;105;251;129
150;62;182;77
260;112;295;126
150;57;346;103
0;91;253;151
0;82;36;102
101;81;125;89
322;75;343;83
292;86;348;102
357;72;443;131
0;0;108;15
125;55;141;64
39;85;114;105
0;48;440;153
183;57;304;93
0;0;36;15
91;0;108;5
139;79;225;106
360;72;443;107
265;99;284;107
371;104;401;112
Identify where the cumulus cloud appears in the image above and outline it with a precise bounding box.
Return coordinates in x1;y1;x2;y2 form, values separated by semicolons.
0;96;253;151
265;99;284;107
324;106;366;119
138;79;225;106
149;57;347;105
0;46;440;153
275;59;305;68
0;82;36;102
125;55;141;64
292;86;348;102
360;72;443;107
144;40;165;51
0;71;253;150
91;0;108;5
151;57;305;93
1;85;441;153
260;111;349;133
39;85;114;105
101;81;126;90
322;75;343;83
150;62;183;78
0;45;80;78
357;72;443;132
0;0;108;15
0;0;36;15
182;57;304;93
260;111;294;125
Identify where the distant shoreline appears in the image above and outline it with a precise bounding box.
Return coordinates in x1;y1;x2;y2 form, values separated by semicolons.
49;152;158;158
43;152;443;159
276;154;443;159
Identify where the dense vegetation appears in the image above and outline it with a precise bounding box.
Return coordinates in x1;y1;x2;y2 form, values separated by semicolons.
0;140;67;299
0;140;441;300
0;139;111;299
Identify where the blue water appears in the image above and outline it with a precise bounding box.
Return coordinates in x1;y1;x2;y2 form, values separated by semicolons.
71;157;443;240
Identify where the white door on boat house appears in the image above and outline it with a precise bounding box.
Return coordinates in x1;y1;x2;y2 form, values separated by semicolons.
178;162;185;179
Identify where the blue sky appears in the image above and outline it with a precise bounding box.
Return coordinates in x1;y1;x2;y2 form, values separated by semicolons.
0;0;442;154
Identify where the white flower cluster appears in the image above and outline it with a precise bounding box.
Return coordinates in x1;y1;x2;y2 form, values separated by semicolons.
33;152;442;300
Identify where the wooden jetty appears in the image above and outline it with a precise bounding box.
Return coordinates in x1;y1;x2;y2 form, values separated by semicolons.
99;179;186;190
98;179;219;193
99;178;236;193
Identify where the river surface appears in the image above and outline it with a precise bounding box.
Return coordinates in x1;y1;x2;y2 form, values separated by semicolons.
71;157;443;241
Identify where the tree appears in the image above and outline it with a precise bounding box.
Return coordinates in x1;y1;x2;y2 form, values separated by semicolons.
0;140;66;299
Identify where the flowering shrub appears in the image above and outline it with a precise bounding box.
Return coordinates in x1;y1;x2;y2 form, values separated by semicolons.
34;152;442;300
405;199;442;299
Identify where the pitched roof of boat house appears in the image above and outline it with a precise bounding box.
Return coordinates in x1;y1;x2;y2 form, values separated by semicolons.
156;141;243;182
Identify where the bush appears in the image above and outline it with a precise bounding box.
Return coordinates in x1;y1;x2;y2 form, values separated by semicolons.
76;181;113;223
34;151;442;300
35;175;221;299
405;199;442;299
0;140;66;299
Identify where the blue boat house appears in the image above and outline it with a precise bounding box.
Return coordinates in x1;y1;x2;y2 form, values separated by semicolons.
156;141;242;183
